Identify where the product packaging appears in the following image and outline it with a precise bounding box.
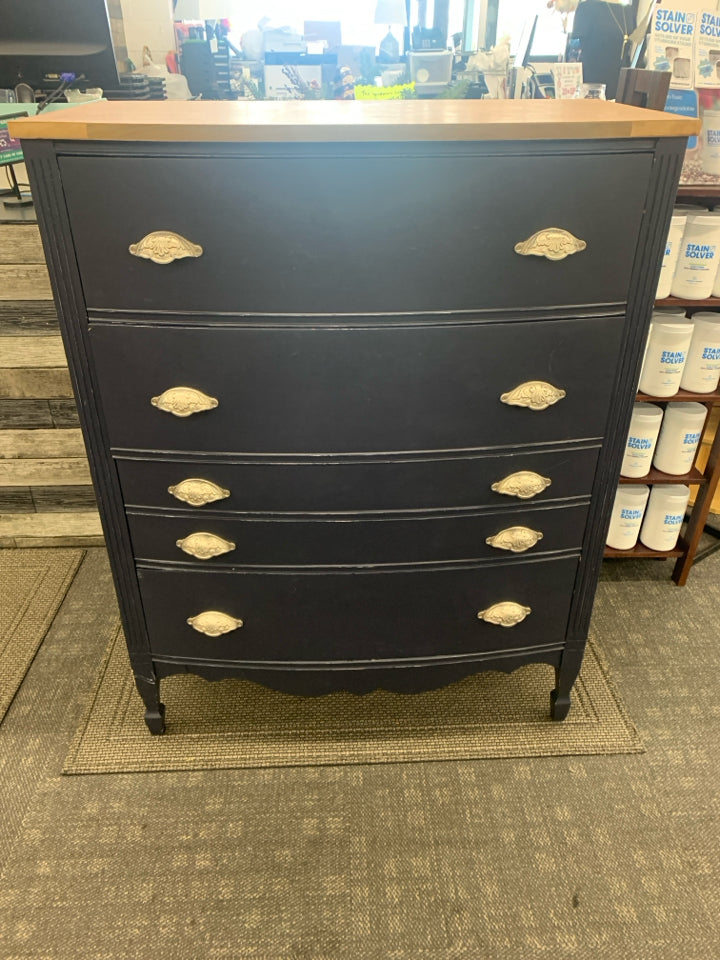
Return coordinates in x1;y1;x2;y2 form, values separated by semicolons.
639;484;691;550
638;316;694;396
680;312;720;390
695;9;720;86
670;211;720;298
650;6;697;89
620;403;665;477
606;485;651;550
653;402;708;473
657;212;688;299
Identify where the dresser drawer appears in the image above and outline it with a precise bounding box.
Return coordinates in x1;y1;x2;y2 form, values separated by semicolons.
92;318;623;454
127;502;588;567
117;445;600;513
60;151;649;315
138;557;579;663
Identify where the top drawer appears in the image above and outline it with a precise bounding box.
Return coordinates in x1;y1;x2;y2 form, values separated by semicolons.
59;151;651;316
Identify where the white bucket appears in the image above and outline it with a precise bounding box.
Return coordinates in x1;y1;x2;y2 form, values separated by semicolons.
652;402;708;474
702;110;720;176
670;212;720;299
680;312;720;392
656;212;687;300
606;485;650;550
639;485;691;551
620;403;664;478
638;317;694;397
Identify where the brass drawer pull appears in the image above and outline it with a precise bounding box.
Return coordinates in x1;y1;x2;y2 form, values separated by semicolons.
491;471;552;500
187;610;243;636
151;386;218;418
514;228;586;261
129;230;203;265
478;601;531;627
486;526;543;553
176;532;236;559
168;478;230;507
500;381;566;411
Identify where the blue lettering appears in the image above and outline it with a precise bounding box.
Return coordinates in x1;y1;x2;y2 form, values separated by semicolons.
664;514;684;525
702;346;720;360
627;437;653;450
660;350;687;364
620;508;643;520
683;432;701;445
685;243;717;258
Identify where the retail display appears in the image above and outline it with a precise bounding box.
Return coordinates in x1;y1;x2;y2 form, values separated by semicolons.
680;312;720;392
606;485;650;550
11;99;696;733
639;484;692;551
653;402;708;475
638;315;694;397
620;403;664;478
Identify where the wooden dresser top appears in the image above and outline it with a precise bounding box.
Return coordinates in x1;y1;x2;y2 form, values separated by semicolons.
9;98;700;143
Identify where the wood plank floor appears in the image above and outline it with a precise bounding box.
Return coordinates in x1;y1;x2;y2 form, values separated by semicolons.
0;222;100;545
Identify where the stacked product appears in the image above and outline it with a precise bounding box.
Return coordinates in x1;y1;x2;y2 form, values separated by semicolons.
607;314;717;551
656;209;720;301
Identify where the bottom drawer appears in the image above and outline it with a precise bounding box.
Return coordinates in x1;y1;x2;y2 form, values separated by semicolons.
138;557;578;664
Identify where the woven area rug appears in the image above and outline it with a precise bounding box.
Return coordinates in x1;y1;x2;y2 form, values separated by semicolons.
64;622;642;774
0;547;84;722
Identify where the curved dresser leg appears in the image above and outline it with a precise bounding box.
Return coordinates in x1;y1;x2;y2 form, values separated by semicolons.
551;647;584;721
134;673;166;735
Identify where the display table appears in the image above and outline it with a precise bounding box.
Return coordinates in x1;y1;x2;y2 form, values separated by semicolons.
11;100;698;733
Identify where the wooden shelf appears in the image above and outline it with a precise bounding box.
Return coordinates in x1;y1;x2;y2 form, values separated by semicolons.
676;186;720;200
604;541;685;559
618;466;706;485
635;389;720;403
655;296;720;309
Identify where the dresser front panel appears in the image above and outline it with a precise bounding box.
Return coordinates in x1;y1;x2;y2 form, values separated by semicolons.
59;150;650;315
138;557;578;663
91;318;624;454
116;445;600;514
127;501;588;567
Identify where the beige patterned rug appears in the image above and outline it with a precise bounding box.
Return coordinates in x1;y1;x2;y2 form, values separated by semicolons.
64;622;642;774
0;547;84;723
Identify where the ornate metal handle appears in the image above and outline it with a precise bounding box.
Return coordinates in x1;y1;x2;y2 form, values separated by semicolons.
151;386;219;418
500;381;566;411
514;228;586;262
168;478;230;507
477;602;531;627
485;526;544;553
491;471;552;500
129;230;203;265
187;610;243;636
176;532;236;560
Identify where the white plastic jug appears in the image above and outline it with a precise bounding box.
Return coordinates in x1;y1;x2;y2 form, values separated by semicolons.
639;485;691;551
638;317;694;397
620;403;664;478
680;312;720;392
606;485;650;550
653;402;708;474
670;212;720;299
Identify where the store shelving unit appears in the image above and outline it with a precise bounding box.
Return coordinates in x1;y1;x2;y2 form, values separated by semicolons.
603;322;720;584
604;185;720;583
